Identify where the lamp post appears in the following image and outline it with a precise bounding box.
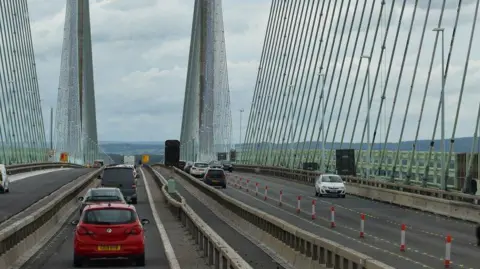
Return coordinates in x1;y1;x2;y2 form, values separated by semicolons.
319;73;326;173
239;109;244;152
361;55;372;179
433;27;446;190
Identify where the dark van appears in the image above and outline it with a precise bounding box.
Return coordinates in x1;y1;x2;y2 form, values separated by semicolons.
203;168;226;188
101;166;138;204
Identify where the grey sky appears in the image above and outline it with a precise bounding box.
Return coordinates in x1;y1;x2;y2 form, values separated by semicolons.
27;0;480;144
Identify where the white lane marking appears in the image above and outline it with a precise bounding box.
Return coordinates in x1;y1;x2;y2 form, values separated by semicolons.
10;168;73;183
139;168;181;269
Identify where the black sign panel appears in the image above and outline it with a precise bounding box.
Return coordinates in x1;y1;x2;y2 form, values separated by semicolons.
229;150;236;162
335;149;356;176
217;152;227;161
164;139;180;167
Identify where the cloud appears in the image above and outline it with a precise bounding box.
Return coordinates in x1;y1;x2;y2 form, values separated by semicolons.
27;0;480;147
28;0;270;142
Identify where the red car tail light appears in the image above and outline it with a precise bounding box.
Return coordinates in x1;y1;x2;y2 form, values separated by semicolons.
132;184;137;189
124;225;142;235
76;226;94;235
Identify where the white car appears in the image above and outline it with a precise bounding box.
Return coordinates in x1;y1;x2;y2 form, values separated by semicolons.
315;174;346;198
190;162;209;177
0;164;10;193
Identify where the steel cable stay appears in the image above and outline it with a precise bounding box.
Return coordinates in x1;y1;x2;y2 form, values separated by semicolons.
274;0;311;166
321;0;359;171
405;0;446;184
302;0;334;163
270;0;321;166
336;0;374;154
295;0;330;164
353;0;395;173
305;0;341;165
242;0;279;163
283;0;320;167
258;0;298;166
422;0;461;189
391;0;431;185
444;0;479;190
267;1;307;166
314;0;349;169
302;0;337;164
360;0;405;176
373;0;409;178
259;1;316;164
248;0;294;165
307;0;346;168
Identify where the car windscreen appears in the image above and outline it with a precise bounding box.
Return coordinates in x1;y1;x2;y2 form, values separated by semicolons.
82;208;136;224
206;170;224;178
322;175;343;183
102;169;134;188
194;163;208;168
221;161;231;165
85;189;122;202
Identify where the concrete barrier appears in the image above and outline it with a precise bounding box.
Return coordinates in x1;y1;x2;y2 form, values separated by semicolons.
6;162;84;175
156;164;393;269
0;168;103;268
234;164;480;223
145;165;253;269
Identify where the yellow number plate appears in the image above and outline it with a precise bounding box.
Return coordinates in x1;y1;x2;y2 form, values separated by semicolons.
97;245;120;251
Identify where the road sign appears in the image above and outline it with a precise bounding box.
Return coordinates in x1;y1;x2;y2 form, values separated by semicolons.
60;152;69;162
142;154;150;164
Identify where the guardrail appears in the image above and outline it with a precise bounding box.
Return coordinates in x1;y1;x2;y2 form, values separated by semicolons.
6;162;84;175
161;165;393;269
234;164;480;223
0;167;102;260
145;165;253;269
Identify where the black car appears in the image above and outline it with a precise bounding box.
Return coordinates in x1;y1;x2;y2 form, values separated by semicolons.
220;160;233;172
100;166;138;204
178;160;186;170
203;168;226;188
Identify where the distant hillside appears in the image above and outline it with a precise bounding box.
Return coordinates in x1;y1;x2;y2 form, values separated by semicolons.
98;137;478;157
234;137;479;153
99;142;164;155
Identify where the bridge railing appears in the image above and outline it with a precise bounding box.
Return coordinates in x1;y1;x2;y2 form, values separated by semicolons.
233;164;480;205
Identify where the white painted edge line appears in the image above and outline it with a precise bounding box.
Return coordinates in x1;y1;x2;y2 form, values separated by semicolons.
139;168;181;269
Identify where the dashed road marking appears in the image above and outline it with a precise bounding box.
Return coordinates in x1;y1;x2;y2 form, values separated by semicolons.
226;176;475;269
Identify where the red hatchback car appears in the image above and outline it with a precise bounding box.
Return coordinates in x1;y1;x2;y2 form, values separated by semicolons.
71;203;150;267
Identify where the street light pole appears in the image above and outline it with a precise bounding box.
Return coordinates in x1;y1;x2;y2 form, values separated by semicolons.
319;73;326;173
239;109;244;152
433;27;446;190
361;55;372;180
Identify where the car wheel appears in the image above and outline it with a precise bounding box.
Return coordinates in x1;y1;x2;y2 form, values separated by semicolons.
135;253;145;266
73;254;83;267
4;188;9;193
341;194;346;198
222;185;226;189
131;198;137;204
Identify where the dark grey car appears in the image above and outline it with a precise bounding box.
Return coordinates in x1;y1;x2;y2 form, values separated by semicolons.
101;166;138;204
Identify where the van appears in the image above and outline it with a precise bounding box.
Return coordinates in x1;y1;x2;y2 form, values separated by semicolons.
0;164;10;193
100;166;137;204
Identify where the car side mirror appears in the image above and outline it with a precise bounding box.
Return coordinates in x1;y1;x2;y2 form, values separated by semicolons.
141;219;150;225
71;220;79;225
77;196;84;201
